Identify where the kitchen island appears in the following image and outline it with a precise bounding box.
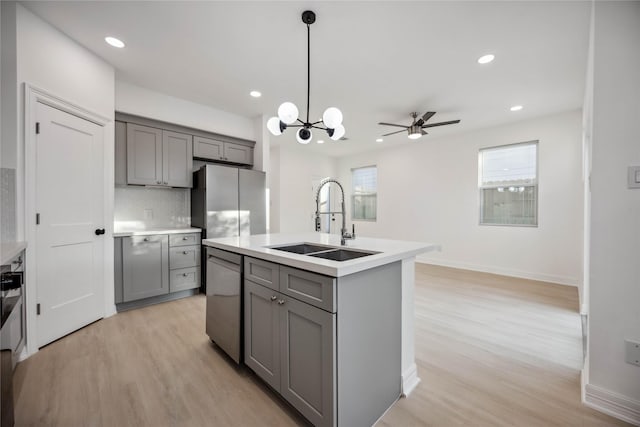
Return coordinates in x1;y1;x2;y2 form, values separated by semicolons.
203;232;438;427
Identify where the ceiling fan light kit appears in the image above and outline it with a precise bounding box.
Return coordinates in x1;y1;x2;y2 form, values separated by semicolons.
267;10;345;144
379;111;461;140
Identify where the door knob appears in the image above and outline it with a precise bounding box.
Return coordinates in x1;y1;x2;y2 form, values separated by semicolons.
95;228;105;235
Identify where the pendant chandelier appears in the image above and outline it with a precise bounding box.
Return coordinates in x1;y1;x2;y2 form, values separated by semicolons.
266;10;345;144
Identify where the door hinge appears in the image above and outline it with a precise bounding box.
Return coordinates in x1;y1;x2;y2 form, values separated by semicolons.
36;213;40;225
37;303;41;315
35;122;40;134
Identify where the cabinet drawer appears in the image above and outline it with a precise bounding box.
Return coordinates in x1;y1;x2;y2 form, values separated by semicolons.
170;266;200;292
169;233;201;247
280;267;336;312
169;245;201;269
244;257;279;291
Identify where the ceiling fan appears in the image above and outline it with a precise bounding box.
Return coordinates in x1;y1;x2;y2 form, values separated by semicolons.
378;112;461;140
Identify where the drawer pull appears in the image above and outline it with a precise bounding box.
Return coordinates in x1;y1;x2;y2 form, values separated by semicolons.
183;251;189;255
183;273;189;277
277;299;285;305
143;238;149;242
182;237;189;240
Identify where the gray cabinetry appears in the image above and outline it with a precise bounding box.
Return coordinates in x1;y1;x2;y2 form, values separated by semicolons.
193;135;253;166
122;123;193;188
244;280;281;390
280;294;336;427
122;235;169;302
126;123;163;186
242;256;402;427
115;232;201;308
163;130;193;187
115;121;127;185
244;258;336;427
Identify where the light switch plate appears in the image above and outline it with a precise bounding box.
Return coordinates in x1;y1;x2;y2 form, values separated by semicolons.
625;339;640;367
628;166;640;188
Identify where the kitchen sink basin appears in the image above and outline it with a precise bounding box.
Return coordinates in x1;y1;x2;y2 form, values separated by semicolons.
270;243;335;254
309;249;378;262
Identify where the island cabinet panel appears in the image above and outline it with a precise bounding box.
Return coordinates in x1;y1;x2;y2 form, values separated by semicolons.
244;280;281;391
122;235;169;302
239;254;403;427
244;257;279;291
279;266;336;312
280;295;336;427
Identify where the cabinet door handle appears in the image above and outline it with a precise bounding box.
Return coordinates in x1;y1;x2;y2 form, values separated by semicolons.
156;180;161;184
183;251;189;255
183;273;189;277
143;237;149;242
277;299;285;305
270;295;277;301
163;181;168;185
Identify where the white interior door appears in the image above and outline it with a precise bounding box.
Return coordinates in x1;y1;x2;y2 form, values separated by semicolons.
35;101;105;347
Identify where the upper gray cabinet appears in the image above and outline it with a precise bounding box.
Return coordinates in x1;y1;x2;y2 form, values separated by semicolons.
194;135;253;166
163;130;193;187
125;123;193;188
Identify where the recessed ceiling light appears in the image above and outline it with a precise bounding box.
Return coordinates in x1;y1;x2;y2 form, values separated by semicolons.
510;105;523;111
376;138;383;143
317;140;325;144
105;36;125;48
477;54;495;64
250;90;261;98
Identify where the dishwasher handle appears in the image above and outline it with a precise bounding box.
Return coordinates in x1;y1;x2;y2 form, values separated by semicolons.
207;255;241;273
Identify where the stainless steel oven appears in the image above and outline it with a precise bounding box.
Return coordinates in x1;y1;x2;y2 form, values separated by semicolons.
1;253;24;427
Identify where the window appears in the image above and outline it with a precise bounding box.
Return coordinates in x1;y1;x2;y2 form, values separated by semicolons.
351;166;377;221
479;141;538;226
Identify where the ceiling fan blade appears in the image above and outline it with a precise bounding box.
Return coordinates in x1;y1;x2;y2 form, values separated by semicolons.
415;111;436;127
382;129;407;137
421;120;461;129
378;122;408;128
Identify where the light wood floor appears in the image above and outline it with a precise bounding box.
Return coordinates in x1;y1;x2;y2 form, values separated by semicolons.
13;264;630;427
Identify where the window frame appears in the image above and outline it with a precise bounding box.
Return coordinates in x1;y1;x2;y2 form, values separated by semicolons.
478;140;539;227
351;165;377;222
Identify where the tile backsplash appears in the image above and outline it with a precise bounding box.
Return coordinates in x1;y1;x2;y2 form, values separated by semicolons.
114;186;191;231
1;168;17;242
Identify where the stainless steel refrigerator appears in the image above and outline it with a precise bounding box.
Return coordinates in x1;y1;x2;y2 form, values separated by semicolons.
191;164;265;363
191;164;266;239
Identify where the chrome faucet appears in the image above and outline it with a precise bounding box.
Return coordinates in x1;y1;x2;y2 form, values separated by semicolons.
315;178;355;245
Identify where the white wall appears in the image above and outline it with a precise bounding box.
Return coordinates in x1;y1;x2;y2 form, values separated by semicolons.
115;80;255;142
11;3;116;352
270;144;338;233
585;1;640;421
337;110;584;286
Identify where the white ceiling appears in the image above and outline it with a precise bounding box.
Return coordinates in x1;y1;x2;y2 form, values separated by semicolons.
22;1;591;157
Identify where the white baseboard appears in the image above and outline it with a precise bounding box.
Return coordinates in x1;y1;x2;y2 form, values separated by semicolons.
584;384;640;426
401;363;421;397
416;256;579;287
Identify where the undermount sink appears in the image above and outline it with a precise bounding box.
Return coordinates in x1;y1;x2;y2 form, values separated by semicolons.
270;243;335;254
309;249;378;262
269;243;378;262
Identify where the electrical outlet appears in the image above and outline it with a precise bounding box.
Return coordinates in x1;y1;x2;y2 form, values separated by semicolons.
144;208;153;220
625;339;640;367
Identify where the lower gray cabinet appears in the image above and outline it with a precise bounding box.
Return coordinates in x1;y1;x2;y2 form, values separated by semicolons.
244;279;336;427
122;235;169;302
115;233;201;307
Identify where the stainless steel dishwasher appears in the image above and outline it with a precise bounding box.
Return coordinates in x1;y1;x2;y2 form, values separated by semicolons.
206;247;243;363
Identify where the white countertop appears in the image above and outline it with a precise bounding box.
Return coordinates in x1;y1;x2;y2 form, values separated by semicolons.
113;227;201;237
1;241;27;265
202;232;439;277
